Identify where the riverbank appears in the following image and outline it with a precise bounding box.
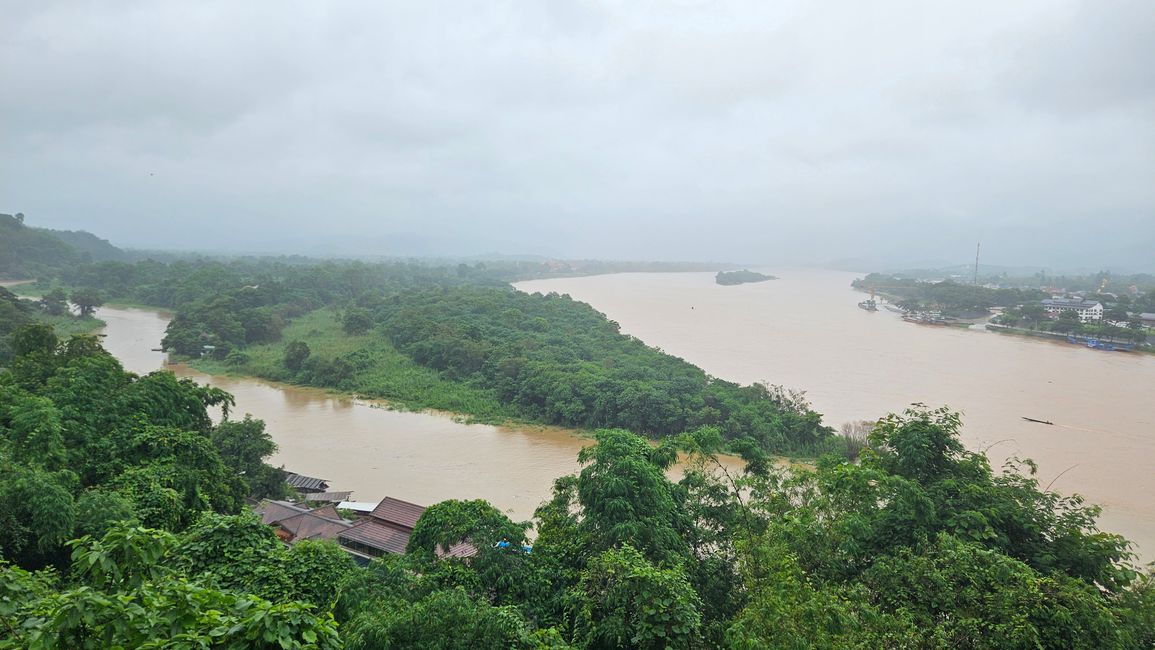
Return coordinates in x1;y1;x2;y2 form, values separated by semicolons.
2;278;106;336
95;304;760;521
187;308;518;424
516;269;1155;561
184;309;816;462
986;322;1154;354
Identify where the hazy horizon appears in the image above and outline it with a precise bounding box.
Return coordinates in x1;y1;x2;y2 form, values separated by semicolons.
3;1;1153;270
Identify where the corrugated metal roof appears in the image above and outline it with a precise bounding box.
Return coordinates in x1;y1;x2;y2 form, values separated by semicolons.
285;473;329;491
339;519;413;555
369;497;426;530
305;491;353;503
337;501;378;513
438;541;478;559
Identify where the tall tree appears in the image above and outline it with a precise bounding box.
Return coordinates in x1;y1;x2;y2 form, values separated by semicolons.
70;287;104;317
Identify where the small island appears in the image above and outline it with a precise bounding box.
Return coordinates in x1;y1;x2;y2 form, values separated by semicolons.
716;269;776;286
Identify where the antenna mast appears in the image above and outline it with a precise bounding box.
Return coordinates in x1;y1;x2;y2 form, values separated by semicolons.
973;242;981;285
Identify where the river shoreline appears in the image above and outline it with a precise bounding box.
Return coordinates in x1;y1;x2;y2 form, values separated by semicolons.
188;357;598;441
93;304;754;523
517;270;1155;561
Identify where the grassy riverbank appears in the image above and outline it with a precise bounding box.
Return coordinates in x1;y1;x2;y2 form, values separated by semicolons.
41;313;105;337
188;309;519;424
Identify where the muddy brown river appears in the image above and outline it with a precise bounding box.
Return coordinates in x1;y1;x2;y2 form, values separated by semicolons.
517;270;1155;560
95;269;1154;559
96;306;591;522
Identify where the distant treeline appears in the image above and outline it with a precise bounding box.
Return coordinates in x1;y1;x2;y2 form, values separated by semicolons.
853;273;1047;316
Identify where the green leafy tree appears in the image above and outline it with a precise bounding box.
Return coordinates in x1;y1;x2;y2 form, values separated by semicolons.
0;467;76;568
74;489;139;539
70;287;104;317
408;499;535;604
284;339;311;373
570;545;702;650
343;307;374;335
342;587;536;650
2;525;341;649
37;287;70;316
572;429;690;565
7;394;67;470
211;415;287;499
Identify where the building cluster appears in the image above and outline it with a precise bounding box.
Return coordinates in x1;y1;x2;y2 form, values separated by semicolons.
1040;296;1104;323
253;472;478;563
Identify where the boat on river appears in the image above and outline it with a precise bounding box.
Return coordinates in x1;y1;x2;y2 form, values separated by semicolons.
858;298;878;311
1067;335;1134;352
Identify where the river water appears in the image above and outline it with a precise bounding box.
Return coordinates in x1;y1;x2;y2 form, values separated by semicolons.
95;269;1154;558
96;307;589;521
516;270;1155;559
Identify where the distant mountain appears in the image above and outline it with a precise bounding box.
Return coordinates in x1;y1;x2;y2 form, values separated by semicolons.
0;213;127;279
44;228;127;263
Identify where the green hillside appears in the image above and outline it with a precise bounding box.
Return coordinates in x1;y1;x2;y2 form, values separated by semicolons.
0;213;127;279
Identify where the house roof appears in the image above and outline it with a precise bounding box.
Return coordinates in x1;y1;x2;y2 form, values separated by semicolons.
337;518;477;558
438;541;479;559
369;497;426;531
305;491;353;503
254;500;310;525
275;510;352;542
337;501;378;513
285;473;329;491
339;519;414;554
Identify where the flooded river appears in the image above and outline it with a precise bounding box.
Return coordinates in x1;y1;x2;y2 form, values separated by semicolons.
96;269;1154;558
97;307;589;522
516;270;1155;559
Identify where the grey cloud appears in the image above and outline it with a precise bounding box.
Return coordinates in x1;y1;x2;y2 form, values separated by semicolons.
1;0;1153;269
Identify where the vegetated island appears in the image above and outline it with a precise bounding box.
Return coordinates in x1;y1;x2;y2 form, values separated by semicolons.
8;214;835;458
715;269;776;286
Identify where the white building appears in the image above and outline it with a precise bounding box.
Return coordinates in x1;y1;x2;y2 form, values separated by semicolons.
1041;297;1103;323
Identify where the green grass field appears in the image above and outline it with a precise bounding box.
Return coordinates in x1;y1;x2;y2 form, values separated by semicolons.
42;314;105;337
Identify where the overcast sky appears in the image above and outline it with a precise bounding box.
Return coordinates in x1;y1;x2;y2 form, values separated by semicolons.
2;0;1153;269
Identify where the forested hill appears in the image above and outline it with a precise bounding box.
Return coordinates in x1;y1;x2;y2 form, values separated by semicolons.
0;213;128;279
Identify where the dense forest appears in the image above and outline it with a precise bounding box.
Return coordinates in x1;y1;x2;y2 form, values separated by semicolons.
1;331;1152;647
23;254;835;456
3;221;1154;645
